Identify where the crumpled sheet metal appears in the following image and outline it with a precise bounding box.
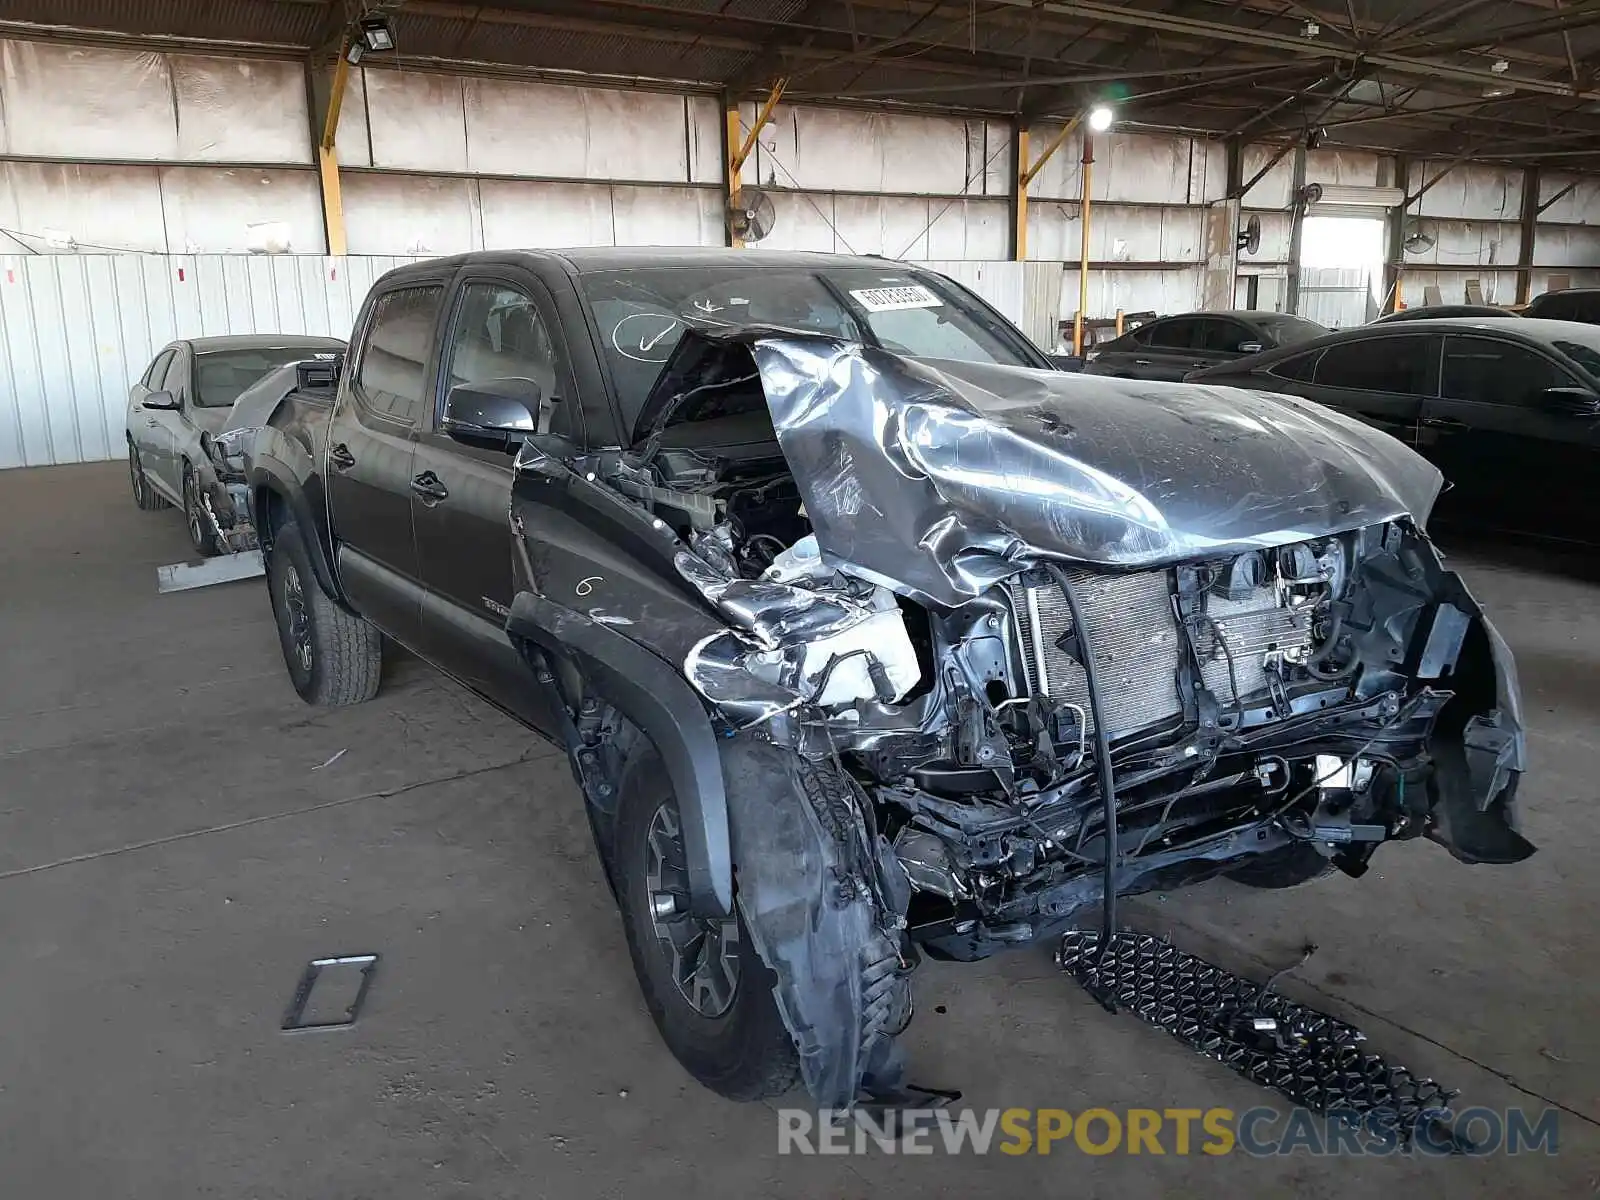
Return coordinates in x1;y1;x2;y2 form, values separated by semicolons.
739;333;1444;608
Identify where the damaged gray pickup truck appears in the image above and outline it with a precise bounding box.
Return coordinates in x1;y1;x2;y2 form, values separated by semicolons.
237;249;1530;1111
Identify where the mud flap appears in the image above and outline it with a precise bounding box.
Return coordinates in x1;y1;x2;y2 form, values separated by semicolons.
719;737;909;1109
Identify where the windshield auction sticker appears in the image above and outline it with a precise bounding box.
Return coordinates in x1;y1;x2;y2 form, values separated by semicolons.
848;284;943;312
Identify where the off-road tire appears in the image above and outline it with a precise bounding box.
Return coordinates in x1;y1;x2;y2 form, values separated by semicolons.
266;519;381;706
182;463;221;557
128;441;170;511
613;763;800;1102
1223;842;1337;889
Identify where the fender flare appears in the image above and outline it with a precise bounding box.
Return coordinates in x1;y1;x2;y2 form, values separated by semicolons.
506;591;733;918
248;458;342;602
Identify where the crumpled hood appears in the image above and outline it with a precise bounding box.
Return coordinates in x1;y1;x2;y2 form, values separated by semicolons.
695;331;1443;607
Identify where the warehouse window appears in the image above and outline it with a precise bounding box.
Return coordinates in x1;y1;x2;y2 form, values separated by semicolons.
1315;335;1432;394
356;286;445;426
1440;336;1577;406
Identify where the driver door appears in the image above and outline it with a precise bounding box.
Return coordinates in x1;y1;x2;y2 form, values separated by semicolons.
147;346;192;496
413;273;576;734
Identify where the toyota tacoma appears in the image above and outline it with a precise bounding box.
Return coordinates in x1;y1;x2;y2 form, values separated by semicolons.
233;249;1530;1110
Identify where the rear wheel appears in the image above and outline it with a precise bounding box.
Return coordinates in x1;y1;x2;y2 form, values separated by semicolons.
128;442;170;511
613;763;799;1101
182;465;220;557
1224;842;1336;889
266;519;381;706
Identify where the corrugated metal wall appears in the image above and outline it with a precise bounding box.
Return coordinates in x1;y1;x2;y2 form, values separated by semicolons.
0;254;419;468
0;253;1061;469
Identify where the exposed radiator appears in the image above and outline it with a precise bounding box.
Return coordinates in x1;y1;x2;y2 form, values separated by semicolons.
1006;567;1318;738
1195;589;1316;706
1006;568;1183;739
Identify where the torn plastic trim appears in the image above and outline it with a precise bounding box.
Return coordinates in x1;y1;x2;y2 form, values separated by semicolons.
720;736;909;1109
640;327;1446;607
506;591;734;917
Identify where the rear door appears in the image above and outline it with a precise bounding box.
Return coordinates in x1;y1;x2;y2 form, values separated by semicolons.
326;282;448;648
412;273;577;733
1190;316;1259;374
1297;332;1435;444
1423;333;1598;540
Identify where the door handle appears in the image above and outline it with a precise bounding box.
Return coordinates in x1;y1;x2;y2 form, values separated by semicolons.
145;418;160;428
329;442;356;470
411;471;449;503
1421;416;1469;431
1134;359;1154;366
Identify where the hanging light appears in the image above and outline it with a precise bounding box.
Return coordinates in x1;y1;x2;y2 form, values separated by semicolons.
1088;106;1115;132
359;16;396;52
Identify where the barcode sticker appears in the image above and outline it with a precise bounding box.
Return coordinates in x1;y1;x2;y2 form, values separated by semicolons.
849;285;944;312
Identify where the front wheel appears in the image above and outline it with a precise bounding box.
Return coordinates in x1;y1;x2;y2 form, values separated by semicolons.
182;466;220;557
612;764;799;1102
266;519;381;706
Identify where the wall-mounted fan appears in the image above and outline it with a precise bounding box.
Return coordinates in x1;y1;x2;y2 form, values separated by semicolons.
1402;222;1436;255
1236;213;1262;255
729;187;776;242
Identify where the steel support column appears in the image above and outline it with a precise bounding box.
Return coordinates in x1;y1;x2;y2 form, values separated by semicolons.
1012;120;1029;260
1285;146;1307;315
1383;155;1410;314
1075;131;1095;355
1516;166;1541;305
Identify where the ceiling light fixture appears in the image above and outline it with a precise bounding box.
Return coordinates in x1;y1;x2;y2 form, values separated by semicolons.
1088;105;1115;132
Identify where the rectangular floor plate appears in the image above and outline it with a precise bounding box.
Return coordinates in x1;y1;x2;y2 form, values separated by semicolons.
157;549;265;593
282;954;379;1031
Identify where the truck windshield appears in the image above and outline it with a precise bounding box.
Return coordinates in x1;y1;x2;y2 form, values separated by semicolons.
577;266;1039;432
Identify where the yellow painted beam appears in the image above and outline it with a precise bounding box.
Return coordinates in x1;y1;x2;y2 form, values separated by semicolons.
726;78;787;250
318;47;353;256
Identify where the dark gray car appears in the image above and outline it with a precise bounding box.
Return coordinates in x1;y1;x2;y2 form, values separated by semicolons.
125;334;345;554
1083;310;1325;381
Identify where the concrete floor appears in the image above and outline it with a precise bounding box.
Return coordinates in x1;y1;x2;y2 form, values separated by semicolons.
1;460;1596;1197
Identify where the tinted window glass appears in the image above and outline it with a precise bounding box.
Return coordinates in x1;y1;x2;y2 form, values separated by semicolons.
193;345;336;408
357;286;445;425
1315;336;1433;394
443;283;566;434
1440;336;1577;405
1555;339;1600;380
1252;313;1327;346
1198;320;1252;353
1147;318;1200;350
1270;350;1322;383
160;350;189;399
143;349;175;389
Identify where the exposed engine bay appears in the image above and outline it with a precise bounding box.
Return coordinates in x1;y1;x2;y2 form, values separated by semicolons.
511;327;1529;1107
617;437;1525;960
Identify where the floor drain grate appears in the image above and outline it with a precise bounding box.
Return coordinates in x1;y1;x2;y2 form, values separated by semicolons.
1058;930;1458;1144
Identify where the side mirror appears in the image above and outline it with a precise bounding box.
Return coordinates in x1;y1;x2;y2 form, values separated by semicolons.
1237;341;1265;354
1536;386;1600;417
142;390;179;410
442;378;540;452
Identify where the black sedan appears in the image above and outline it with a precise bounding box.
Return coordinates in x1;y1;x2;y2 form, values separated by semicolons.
1082;310;1326;381
1188;317;1600;545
